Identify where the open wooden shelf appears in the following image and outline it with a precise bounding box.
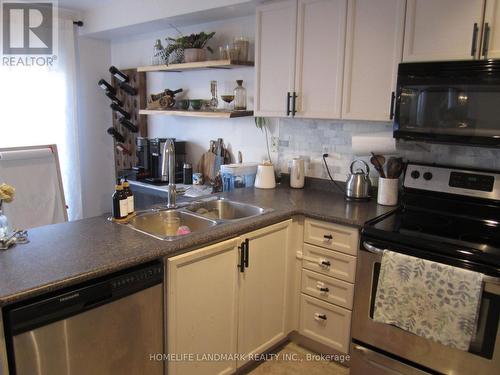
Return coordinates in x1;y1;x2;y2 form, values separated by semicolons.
137;59;254;72
139;109;254;118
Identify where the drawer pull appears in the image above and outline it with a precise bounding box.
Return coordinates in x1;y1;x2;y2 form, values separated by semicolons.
320;259;331;267
315;281;329;293
323;234;333;241
314;313;327;321
319;287;329;293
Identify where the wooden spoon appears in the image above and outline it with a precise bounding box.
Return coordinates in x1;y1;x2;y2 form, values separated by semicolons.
386;157;404;179
370;153;386;178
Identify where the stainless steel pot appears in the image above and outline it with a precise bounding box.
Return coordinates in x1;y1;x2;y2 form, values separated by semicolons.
346;159;371;201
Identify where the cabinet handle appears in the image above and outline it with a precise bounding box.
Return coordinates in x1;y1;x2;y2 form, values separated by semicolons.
320;259;331;267
471;23;479;57
389;91;395;120
319;287;329;293
286;92;291;116
292;92;298;116
238;242;245;272
244;238;249;268
323;234;333;241
314;313;327;321
482;23;491;57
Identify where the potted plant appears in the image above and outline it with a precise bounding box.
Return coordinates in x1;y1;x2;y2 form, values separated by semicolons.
165;32;215;63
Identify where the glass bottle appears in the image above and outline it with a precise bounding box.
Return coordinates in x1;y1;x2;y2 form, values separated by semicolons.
233;80;247;110
151;39;164;65
209;80;218;110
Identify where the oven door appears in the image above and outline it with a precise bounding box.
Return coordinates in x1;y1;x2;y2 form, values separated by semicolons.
351;241;500;375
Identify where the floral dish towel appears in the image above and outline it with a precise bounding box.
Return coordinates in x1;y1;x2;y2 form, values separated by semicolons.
373;250;483;351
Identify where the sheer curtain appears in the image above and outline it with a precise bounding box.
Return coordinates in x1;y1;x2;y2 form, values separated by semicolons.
0;16;83;220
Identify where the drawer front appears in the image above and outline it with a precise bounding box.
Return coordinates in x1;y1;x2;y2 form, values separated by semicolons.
304;219;359;255
302;243;356;283
301;269;354;309
299;294;351;354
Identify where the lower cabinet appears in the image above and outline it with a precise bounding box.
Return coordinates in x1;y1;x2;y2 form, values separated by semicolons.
166;220;292;375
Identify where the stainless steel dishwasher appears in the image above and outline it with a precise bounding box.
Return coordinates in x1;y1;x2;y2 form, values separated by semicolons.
3;261;164;375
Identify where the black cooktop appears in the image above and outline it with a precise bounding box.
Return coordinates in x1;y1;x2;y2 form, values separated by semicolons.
363;207;500;276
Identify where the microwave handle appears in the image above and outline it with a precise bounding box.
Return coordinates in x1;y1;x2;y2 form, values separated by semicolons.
389;91;395;120
471;23;479;57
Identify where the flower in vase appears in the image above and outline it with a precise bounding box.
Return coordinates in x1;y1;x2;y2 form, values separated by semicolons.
0;183;15;203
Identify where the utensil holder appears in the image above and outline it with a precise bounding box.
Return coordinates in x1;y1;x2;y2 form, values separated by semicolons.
377;178;399;206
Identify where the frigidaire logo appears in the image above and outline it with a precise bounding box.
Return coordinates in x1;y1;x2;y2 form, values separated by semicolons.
1;0;58;66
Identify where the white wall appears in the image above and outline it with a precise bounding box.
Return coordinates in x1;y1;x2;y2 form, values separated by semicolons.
76;36;116;218
111;15;278;168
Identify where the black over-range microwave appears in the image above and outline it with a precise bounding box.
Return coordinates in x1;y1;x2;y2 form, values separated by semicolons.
393;60;500;147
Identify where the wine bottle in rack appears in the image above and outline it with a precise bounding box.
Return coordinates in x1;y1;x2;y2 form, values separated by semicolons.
98;79;116;95
119;117;138;133
109;66;129;82
105;90;123;106
110;103;131;119
119;81;138;96
107;127;125;143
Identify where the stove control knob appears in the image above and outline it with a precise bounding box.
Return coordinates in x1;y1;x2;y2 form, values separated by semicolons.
410;170;420;179
423;172;433;181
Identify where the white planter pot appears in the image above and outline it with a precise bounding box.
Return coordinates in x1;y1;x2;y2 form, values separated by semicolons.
377;178;399;206
183;48;206;63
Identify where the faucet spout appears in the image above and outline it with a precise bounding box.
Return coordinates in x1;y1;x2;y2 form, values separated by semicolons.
161;138;176;209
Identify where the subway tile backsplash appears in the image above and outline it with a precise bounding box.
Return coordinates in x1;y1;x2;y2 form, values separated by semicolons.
277;119;500;181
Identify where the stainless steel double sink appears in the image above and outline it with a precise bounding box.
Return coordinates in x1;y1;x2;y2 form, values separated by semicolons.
122;198;270;241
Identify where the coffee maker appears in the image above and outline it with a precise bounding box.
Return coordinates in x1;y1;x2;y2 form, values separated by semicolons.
149;138;186;184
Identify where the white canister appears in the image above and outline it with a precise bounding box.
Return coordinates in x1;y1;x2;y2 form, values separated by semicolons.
377;178;399;206
254;164;276;189
290;158;305;188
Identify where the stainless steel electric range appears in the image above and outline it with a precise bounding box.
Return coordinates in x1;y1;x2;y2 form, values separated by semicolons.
351;162;500;375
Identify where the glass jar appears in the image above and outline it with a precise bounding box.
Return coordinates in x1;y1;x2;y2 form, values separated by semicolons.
233;37;249;62
0;202;9;239
233;80;247;110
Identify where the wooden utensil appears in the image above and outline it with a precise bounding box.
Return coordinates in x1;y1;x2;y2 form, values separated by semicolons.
386;157;404;179
370;153;386;178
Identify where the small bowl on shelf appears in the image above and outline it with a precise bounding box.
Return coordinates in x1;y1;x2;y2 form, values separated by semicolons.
190;99;203;110
177;99;190;110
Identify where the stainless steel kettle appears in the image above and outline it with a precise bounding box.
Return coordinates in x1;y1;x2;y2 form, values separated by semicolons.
345;159;371;201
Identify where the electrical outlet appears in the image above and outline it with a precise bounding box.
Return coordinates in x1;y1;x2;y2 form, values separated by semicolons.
271;136;279;153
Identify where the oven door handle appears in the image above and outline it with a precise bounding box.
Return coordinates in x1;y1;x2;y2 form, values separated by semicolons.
363;241;385;255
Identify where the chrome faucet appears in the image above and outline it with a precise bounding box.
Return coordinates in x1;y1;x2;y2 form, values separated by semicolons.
161;138;176;209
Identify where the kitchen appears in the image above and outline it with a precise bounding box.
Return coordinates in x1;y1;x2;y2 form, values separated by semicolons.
0;0;500;374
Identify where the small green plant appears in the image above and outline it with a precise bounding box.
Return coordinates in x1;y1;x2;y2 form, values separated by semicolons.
164;31;215;63
255;117;272;163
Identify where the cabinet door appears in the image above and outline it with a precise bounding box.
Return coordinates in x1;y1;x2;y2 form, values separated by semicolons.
237;220;291;367
294;0;347;119
403;0;485;62
342;0;405;121
255;0;297;117
483;0;500;59
167;239;239;375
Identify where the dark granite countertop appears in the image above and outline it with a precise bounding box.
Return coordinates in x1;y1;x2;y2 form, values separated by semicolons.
0;185;393;307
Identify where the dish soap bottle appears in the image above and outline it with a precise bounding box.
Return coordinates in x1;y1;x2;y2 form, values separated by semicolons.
112;179;128;220
234;80;247;110
122;178;134;216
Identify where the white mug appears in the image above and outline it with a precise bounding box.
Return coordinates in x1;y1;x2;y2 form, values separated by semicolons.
290;158;305;188
377;178;399;206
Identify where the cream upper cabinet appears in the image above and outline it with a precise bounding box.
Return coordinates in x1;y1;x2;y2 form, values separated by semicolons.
483;0;500;59
237;220;291;367
403;0;485;62
167;239;239;375
294;0;347;119
342;0;405;121
254;0;297;117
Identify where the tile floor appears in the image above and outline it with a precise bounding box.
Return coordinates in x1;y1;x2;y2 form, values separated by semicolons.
248;342;350;375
